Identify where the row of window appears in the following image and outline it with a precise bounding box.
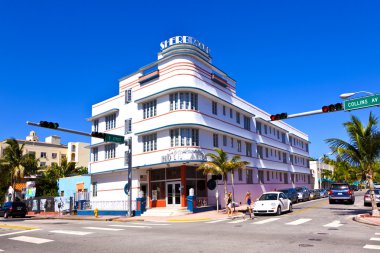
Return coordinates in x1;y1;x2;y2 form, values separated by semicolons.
211;101;251;130
212;134;252;157
92;144;116;162
169;92;198;111
28;151;58;159
290;136;309;151
170;128;199;147
257;145;309;166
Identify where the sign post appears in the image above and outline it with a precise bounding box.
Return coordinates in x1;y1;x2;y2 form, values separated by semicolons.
344;94;380;111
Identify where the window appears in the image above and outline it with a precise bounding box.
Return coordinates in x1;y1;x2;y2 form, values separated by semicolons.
170;92;198;111
212;101;218;115
92;182;97;197
290;155;294;164
143;100;157;119
223;105;226;115
52;153;57;159
256;122;262;134
230;108;233;118
92;147;98;162
284;173;288;184
231;137;234;148
272;171;274;179
143;134;157;152
238;168;242;181
125;89;132;103
280;173;282;181
236;112;240;124
278;152;281;160
267;171;270;181
257;146;263;158
124;151;130;167
223;135;227;146
306;143;309;152
265;148;269;158
244;116;250;130
237;140;242;152
106;113;116;130
213;134;219;147
282;133;286;144
289;136;293;146
94;119;99;132
258;171;264;184
277;130;280;139
40;162;46;167
246;169;253;184
245;142;252;157
40;152;47;158
125;118;132;134
105;144;116;159
264;125;267;134
283;152;287;164
170;128;199;147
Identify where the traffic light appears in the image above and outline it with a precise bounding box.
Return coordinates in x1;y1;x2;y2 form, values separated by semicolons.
270;113;288;121
91;132;106;139
39;121;59;129
322;103;343;113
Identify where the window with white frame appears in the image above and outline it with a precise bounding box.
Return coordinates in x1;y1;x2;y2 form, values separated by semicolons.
223;135;227;146
143;100;157;119
169;92;198;111
143;133;157;152
92;147;98;162
94;119;99;132
231;137;234;148
256;122;262;134
213;133;219;147
245;142;252;157
92;182;97;197
223;105;226;115
170;128;199;147
40;152;47;158
257;146;263;158
125;89;132;103
238;168;243;181
212;101;218;115
230;108;233;118
106;113;116;130
244;116;250;130
237;140;242;152
105;144;116;159
236;112;240;124
125;118;132;134
246;169;253;184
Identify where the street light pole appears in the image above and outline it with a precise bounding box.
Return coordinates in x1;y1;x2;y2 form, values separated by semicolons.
339;91;374;99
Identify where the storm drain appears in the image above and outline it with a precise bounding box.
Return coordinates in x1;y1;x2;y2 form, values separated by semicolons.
309;238;322;241
299;244;314;247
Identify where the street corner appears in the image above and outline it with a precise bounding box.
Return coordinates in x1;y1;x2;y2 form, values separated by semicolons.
353;213;380;226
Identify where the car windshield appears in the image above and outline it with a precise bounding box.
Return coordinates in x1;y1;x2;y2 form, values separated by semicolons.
331;184;349;190
366;190;380;194
259;193;278;201
295;188;303;192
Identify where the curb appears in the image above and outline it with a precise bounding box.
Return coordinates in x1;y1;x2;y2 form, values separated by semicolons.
353;214;380;226
29;216;120;222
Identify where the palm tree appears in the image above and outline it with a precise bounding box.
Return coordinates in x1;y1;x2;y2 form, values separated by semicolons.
325;112;380;216
0;138;38;200
197;148;249;208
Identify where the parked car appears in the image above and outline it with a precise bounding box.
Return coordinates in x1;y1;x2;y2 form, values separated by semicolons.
0;202;28;218
364;189;380;207
319;189;328;198
295;187;310;202
278;188;298;203
310;189;320;200
253;192;292;215
329;183;355;204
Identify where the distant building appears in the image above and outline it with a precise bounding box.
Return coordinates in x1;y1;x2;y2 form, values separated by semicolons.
309;161;335;189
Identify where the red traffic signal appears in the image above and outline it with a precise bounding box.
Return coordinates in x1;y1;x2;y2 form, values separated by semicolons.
322;103;343;113
270;113;288;121
39;121;59;129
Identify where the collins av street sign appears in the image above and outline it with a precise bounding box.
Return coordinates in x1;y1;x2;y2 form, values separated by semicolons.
344;94;380;111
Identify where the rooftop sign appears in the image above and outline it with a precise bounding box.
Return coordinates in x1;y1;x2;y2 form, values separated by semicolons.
160;36;210;55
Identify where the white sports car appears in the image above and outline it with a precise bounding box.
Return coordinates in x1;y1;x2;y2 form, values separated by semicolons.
253;192;293;215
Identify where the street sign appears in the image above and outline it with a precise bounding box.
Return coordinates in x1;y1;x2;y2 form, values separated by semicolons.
105;133;125;144
344;94;380;111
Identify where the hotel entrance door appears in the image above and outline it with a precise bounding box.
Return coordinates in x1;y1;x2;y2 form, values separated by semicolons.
166;182;181;206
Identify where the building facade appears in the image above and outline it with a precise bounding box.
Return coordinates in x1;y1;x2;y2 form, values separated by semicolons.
88;36;311;211
310;161;335;189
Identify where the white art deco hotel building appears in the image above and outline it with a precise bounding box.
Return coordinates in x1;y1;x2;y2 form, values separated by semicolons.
87;36;311;212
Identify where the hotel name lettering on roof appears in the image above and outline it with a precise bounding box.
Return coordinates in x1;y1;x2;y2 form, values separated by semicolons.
161;149;207;163
160;36;211;55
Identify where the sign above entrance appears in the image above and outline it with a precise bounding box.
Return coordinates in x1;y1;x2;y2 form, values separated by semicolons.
160;36;211;55
161;148;207;163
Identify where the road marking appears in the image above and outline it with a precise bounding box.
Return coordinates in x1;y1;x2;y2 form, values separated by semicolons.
370;238;380;241
228;219;246;224
9;236;53;244
323;220;343;228
252;218;280;224
375;233;380;236
364;244;380;250
130;223;170;226
50;230;94;235
286;218;312;225
83;227;124;231
288;200;328;216
109;225;151;229
0;249;3;252
0;224;37;230
205;219;230;224
0;229;41;237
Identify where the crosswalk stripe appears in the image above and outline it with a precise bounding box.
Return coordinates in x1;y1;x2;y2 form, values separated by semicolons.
228;219;246;224
286;218;312;225
109;225;151;229
9;236;53;244
205;219;230;224
370;238;380;241
375;233;380;236
364;244;380;250
252;218;280;224
83;227;124;231
130;223;170;226
323;220;343;228
0;249;4;252
0;229;41;237
50;230;94;235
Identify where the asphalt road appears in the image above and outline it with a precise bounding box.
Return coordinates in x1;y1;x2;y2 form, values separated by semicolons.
0;191;378;253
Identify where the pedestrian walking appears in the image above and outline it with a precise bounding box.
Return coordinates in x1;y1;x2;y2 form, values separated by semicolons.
227;192;233;217
245;191;254;219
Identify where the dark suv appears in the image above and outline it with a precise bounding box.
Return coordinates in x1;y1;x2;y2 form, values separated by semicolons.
329;183;355;204
0;202;28;218
278;188;298;203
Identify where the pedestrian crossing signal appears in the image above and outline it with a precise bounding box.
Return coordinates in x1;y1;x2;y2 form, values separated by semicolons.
270;113;288;121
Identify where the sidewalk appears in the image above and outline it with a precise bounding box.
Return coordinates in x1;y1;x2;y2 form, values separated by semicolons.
354;213;380;226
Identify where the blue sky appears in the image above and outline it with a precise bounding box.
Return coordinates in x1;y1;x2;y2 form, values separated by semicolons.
0;1;379;159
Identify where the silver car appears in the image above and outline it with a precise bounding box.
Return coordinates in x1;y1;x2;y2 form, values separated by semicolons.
364;189;380;206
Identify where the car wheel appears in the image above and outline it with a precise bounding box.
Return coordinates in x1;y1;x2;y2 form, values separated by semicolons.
4;212;9;219
289;204;293;212
350;199;355;205
329;199;334;204
276;206;282;216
